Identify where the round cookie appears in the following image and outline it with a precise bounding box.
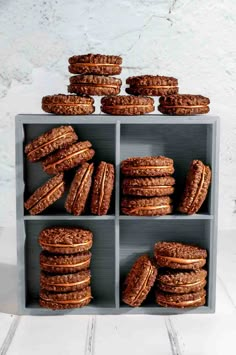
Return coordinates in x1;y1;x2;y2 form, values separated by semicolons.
24;173;65;215
38;227;93;254
68;54;122;75
121;156;174;177
122;255;157;307
40;270;91;293
91;161;115;215
42;94;95;115
68;75;122;96
121;196;173;216
126;75;178;96
178;160;212;215
154;241;207;270
156;289;206;308
40;251;91;274
101;95;154;116
157;269;207;294
158;94;210;115
40;286;92;310
65;163;94;215
42;141;95;175
25;125;78;162
122;176;175;197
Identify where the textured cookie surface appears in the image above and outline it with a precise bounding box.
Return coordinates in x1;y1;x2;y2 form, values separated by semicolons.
122;255;157;307
126;75;178;96
68;75;122;96
40;286;92;310
156;289;206;308
40;251;91;274
154;241;207;270
121;196;173;216
158;94;210;115
157;269;207;294
42;94;95;115
121;156;174;177
40;270;91;292
91;161;115;215
101;95;154;115
179;160;212;214
24;173;65;215
25;125;78;162
68;54;122;75
65;163;94;215
39;227;93;254
122;176;175;196
42;141;95;175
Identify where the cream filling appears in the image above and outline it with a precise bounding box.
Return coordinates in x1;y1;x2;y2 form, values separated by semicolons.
27;132;73;157
40;295;91;304
44;148;89;170
72;164;93;211
103;104;152;109
45;277;90;287
45;103;92;107
188;165;206;210
122;166;170;170
29;181;64;211
98;164;107;214
72;62;119;67
40;241;90;248
71;83;119;89
129;205;169;213
41;260;89;268
133;266;154;303
161;105;206;108
162;279;205;287
134;85;178;89
161;296;205;307
156;256;203;264
126;185;171;189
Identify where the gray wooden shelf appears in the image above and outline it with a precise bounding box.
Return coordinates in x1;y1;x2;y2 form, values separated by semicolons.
15;114;219;315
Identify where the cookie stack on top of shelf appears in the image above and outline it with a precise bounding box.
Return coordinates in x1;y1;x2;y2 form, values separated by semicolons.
120;156;175;216
41;53;210;116
38;227;93;310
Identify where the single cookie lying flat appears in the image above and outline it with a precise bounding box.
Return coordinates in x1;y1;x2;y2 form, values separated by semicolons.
68;54;122;75
154;241;207;270
42;94;95;115
68;75;122;96
158;94;210;115
156;289;206;308
126;75;178;96
121;196;173;216
121;156;174;177
24;173;65;215
42;141;95;175
38;227;93;254
101;95;154;115
122;255;157;307
178;160;211;214
25;125;78;162
122;176;175;197
65;163;94;215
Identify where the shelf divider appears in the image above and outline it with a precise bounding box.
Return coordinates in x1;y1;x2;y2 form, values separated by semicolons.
115;121;121;308
23;215;115;221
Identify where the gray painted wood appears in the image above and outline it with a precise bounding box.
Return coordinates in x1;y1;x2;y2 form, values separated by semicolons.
15;114;219;315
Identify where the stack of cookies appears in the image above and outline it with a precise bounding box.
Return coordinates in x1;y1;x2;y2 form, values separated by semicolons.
154;241;207;308
39;227;93;310
120;156;175;216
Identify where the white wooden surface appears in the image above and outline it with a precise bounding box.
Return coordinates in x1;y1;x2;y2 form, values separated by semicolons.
0;228;236;355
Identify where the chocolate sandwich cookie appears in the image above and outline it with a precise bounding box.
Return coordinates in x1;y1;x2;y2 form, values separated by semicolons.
121;156;174;177
156;289;206;308
157;269;207;294
65;163;94;215
40;251;91;274
178;160;212;215
158;94;210;115
122;176;175;197
42;94;95;115
68;54;122;75
24;174;65;215
40;286;92;310
91;161;115;215
101;95;154;115
39;227;93;254
40;270;91;293
122;255;157;307
68;75;122;96
121;196;173;216
42;141;95;175
154;242;207;270
126;75;178;96
25;125;78;162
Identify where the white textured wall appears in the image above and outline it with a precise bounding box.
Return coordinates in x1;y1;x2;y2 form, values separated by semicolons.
0;0;235;229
